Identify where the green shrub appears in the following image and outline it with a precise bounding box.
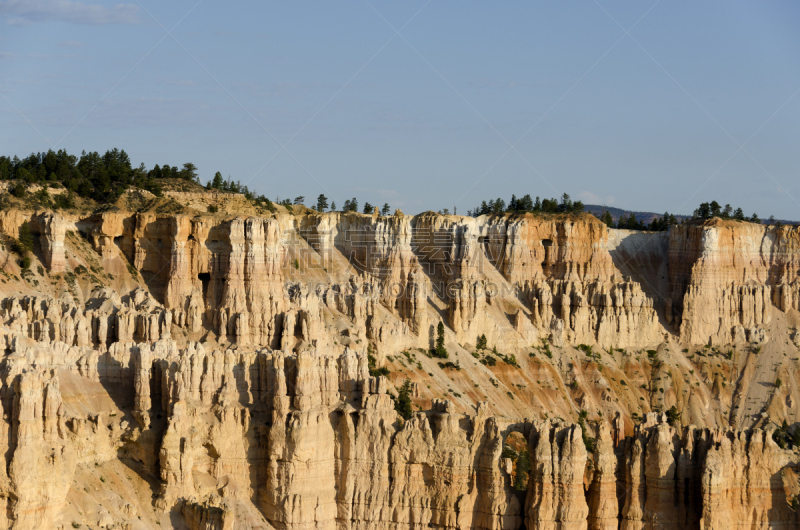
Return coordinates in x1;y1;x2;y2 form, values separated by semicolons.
577;410;595;453
394;379;413;420
368;352;390;377
502;354;519;368
480;355;497;367
10;181;26;198
438;361;460;371
666;405;681;426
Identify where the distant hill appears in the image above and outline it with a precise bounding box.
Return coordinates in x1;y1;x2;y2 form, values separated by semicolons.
583;204;689;226
583;204;797;226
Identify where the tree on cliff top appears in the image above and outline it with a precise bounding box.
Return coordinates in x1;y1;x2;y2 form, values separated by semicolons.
208;171;224;190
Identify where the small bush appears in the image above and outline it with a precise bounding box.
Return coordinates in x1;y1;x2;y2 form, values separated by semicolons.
666;406;681;426
54;190;75;209
10;181;26;198
577;410;595;453
368;353;390;377
501;354;519;368
480;355;497;367
541;339;553;359
438;361;460;371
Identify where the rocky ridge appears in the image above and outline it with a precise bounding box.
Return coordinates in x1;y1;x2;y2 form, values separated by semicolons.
0;206;797;529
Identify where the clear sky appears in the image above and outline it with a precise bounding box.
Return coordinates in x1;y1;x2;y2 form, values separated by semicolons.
2;0;800;218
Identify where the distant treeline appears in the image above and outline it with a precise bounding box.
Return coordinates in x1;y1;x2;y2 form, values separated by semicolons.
0;148;272;210
599;201;769;231
468;193;585;216
692;201;761;223
0;148;202;202
0;151;789;225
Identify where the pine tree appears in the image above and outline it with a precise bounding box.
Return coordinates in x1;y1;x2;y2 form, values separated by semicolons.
601;210;613;227
16;221;34;254
316;194;328;212
211;171;224;190
381;203;390;216
434;321;448;359
180;162;198;182
394;379;413;420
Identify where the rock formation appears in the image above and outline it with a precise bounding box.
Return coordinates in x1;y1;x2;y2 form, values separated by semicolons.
0;205;798;528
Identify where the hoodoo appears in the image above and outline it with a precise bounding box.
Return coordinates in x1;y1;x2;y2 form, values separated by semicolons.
0;203;798;529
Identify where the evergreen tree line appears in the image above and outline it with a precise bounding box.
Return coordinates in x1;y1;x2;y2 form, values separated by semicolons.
692;201;761;224
468;193;585;216
598;199;771;232
0;149;199;202
204;171;258;201
282;194;392;215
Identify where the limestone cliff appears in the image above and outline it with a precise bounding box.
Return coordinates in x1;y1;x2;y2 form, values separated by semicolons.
0;206;798;529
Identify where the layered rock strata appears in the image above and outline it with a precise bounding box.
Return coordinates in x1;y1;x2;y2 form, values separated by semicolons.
0;207;798;528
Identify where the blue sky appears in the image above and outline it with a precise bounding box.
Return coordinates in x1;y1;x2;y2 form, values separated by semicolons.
2;0;800;218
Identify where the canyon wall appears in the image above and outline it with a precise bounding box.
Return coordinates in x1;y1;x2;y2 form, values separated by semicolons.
669;219;800;346
0;207;798;528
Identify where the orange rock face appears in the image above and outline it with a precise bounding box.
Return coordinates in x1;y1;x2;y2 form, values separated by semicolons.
0;208;798;529
670;219;800;345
